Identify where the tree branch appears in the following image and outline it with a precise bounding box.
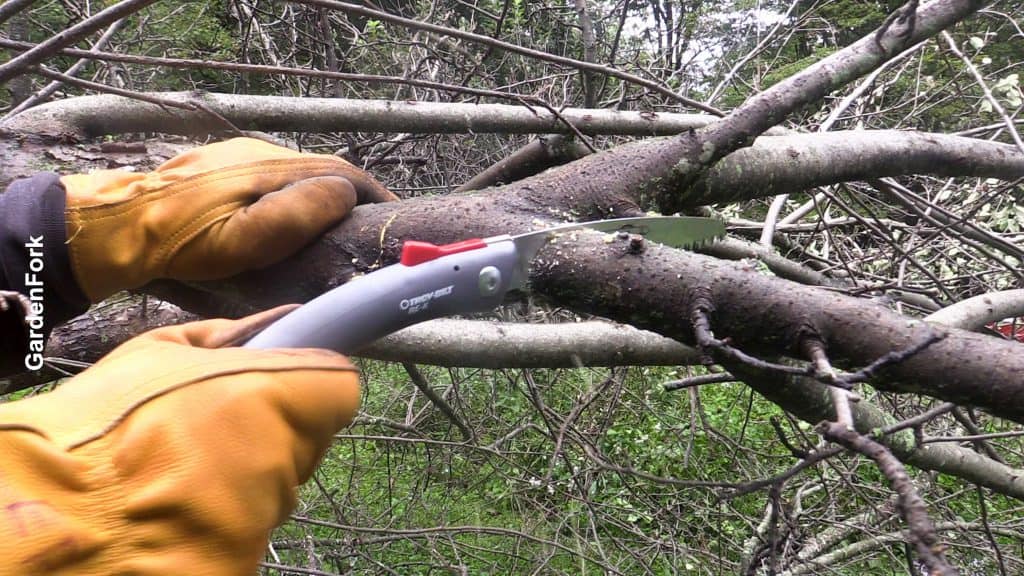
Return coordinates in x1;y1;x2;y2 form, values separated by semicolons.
926;289;1024;331
1;297;699;392
0;0;41;28
818;421;958;576
692;0;988;166
728;360;1024;500
0;0;158;85
1;92;720;139
699;131;1024;205
4;134;1022;424
2;19;125;121
456;134;592;192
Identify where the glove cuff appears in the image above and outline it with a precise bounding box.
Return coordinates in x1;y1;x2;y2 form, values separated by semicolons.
0;174;90;368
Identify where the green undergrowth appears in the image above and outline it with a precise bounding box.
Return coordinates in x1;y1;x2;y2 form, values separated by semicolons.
263;361;1019;574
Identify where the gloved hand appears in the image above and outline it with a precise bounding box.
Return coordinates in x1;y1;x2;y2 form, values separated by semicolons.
61;138;398;301
0;306;360;575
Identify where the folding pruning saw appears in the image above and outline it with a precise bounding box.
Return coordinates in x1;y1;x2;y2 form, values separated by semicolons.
244;216;724;353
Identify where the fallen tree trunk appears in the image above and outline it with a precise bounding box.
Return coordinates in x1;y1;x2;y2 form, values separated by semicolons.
3;133;1022;422
145;180;1024;424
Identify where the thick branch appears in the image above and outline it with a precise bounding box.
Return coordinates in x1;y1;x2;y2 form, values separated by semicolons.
8;102;1019;219
700;131;1024;204
1;92;720;139
926;289;1024;331
645;0;990;212
1;298;698;392
370;319;699;367
22;280;1024;502
530;233;1023;421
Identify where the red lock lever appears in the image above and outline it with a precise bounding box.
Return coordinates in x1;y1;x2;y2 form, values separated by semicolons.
400;238;488;266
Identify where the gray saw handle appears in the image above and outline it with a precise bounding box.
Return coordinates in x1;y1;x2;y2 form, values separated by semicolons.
243;241;520;353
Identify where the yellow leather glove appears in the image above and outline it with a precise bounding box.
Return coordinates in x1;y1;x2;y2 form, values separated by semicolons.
0;306;360;575
61;138;398;301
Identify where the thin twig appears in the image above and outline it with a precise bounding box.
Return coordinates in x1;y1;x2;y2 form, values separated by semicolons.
818;421;959;576
188;98;246;137
689;290;814;377
517;98;597;153
975;486;1009;576
801;336;855;427
948;407;1008;464
923;429;1024;444
402;363;474;442
663;371;736;391
290;516;630;576
941;31;1024;154
288;0;723;115
32;65;197;112
719;445;844;500
3;19;126;121
0;0;158;84
835;331;948;387
770;416;810;459
880;402;957;436
0;38;556;104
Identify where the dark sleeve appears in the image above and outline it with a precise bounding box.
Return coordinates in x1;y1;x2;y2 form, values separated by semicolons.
0;173;90;376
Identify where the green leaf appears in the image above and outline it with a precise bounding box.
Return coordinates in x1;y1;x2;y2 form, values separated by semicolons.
996;75;1016;91
969;36;985;50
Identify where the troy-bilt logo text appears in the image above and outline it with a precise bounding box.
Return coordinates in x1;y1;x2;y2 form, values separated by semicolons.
400;285;454;314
